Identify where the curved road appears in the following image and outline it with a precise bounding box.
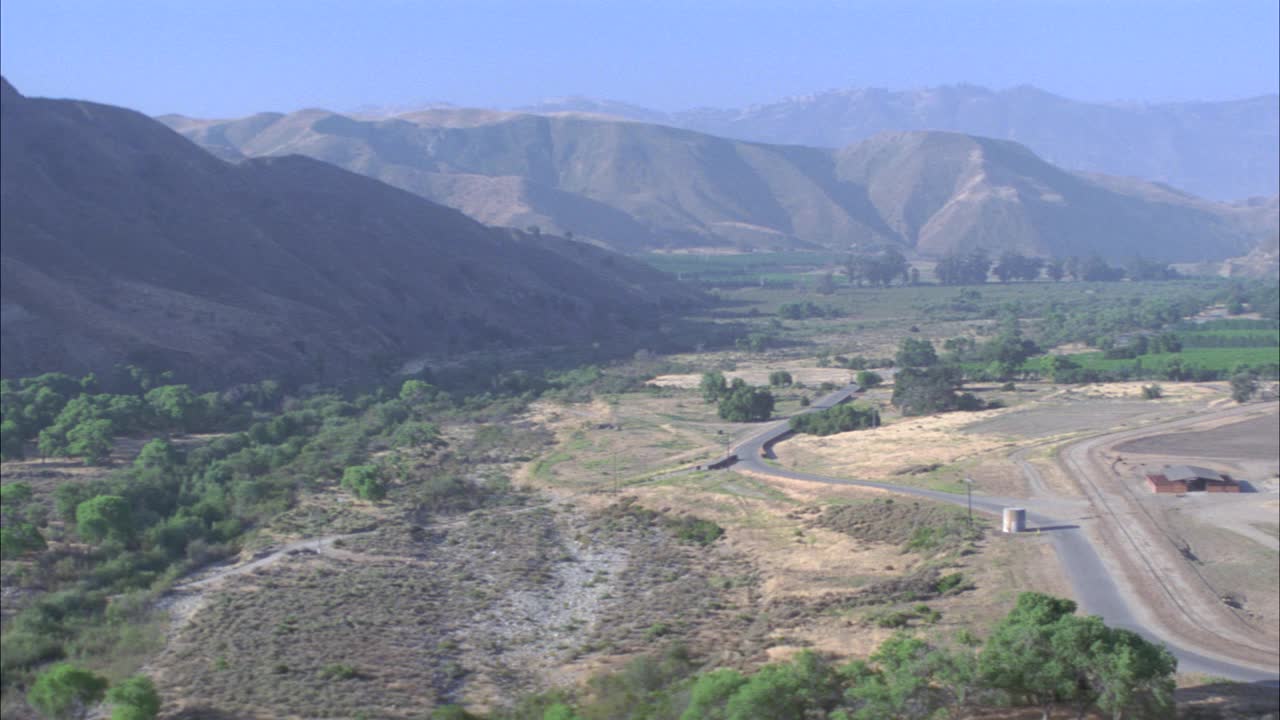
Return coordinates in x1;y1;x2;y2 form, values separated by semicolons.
727;384;1279;684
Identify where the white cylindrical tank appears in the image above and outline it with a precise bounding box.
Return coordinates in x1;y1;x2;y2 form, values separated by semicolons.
1002;507;1026;533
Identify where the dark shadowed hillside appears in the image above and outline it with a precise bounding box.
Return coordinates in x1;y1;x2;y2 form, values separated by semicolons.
160;108;1275;260
0;78;700;386
522;85;1280;201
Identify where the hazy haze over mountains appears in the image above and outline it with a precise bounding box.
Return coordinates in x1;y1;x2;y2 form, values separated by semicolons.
0;78;698;384
518;85;1280;202
161;104;1277;262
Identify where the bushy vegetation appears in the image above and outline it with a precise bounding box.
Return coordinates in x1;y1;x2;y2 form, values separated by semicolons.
699;373;775;422
462;592;1174;720
790;402;880;436
778;301;842;320
1;357;652;703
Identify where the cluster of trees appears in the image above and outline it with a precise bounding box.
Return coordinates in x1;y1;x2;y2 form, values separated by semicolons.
448;591;1174;720
1230;371;1260;403
992;252;1044;283
939;322;1041;380
934;250;1164;286
27;665;159;720
890;338;988;416
934;250;993;286
767;371;793;387
1039;354;1279;386
699;372;776;422
0;372;275;464
778;301;842;320
817;354;893;371
790;402;880;436
845;247;910;287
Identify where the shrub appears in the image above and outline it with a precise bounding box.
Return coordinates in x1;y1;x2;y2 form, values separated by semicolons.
27;663;108;720
670;516;724;546
106;675;161;720
340;465;385;501
936;572;968;594
320;663;361;680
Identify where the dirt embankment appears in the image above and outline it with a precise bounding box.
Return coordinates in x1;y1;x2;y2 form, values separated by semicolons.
151;497;765;718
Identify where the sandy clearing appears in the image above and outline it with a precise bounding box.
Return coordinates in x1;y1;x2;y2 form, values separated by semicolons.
777;408;1017;482
651;365;856;389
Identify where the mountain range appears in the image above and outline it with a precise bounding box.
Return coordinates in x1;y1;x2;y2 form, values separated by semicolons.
161;107;1277;262
518;85;1280;202
0;78;698;385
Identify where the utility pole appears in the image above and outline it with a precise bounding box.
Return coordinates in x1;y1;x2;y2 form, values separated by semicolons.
963;477;974;526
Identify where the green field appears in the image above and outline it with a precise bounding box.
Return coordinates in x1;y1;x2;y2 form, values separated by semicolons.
1060;347;1279;373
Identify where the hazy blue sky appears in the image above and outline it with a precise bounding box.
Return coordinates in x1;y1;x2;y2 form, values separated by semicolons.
2;0;1277;117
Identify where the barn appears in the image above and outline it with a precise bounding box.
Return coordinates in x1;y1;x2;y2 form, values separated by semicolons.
1146;465;1240;494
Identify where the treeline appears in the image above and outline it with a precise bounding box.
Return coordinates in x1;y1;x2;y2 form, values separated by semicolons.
778;301;843;320
437;592;1175;720
0;370;260;463
1037;354;1279;387
934;250;1174;286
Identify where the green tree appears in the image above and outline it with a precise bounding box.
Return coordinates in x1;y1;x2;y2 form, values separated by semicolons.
979;593;1081;719
1;522;47;559
1;418;25;460
134;439;178;471
892;366;965;416
717;383;775;422
895;338;939;368
392;421;443;452
76;495;134;544
845;632;976;719
723;651;843;720
699;371;728;403
66;419;114;465
1039;355;1082;383
1;481;35;511
399;379;437;403
341;464;386;501
1046;258;1065;282
768;370;793;387
106;675;161;720
983;328;1039;379
27;663;108;720
975;592;1172;720
145;385;200;432
1230;371;1258;403
854;371;883;389
1089;628;1176;720
681;668;747;720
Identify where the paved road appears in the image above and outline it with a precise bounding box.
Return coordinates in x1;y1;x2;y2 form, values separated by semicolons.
728;384;1279;684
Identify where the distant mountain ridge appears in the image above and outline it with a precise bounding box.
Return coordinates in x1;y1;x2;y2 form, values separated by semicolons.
0;78;699;385
160;107;1276;262
518;84;1280;201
